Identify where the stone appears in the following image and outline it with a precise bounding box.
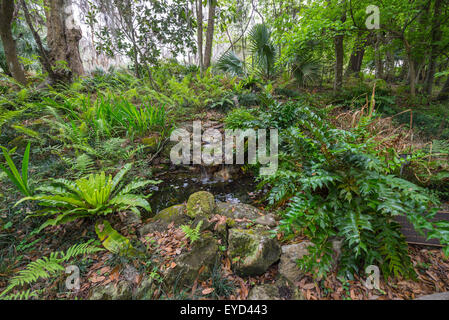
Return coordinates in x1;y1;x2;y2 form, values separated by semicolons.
119;211;141;226
216;202;261;220
254;214;276;227
89;281;133;300
164;232;219;289
248;277;304;300
134;278;156;300
186;191;215;218
141;134;161;153
415;292;449;300
139;204;190;235
278;242;312;283
153;204;189;224
228;228;281;276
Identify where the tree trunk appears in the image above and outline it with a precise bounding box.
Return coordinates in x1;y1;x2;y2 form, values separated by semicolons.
437;75;449;101
345;33;365;77
45;0;84;81
425;0;442;95
0;0;27;85
405;40;416;97
333;3;346;91
203;0;216;70
196;0;204;73
374;32;384;79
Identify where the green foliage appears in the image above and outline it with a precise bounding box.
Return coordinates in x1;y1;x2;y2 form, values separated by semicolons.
216;51;246;77
17;163;159;230
0;240;103;300
95;220;143;257
180;220;203;244
248;23;278;80
233;100;449;280
0;142;32;196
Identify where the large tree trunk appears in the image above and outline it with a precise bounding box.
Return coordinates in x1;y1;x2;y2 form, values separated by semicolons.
425;0;442;95
45;0;84;80
345;33;365;77
374;32;384;79
196;0;204;73
334;35;344;90
437;75;449;101
0;0;27;85
203;0;216;70
403;38;416;97
333;3;346;91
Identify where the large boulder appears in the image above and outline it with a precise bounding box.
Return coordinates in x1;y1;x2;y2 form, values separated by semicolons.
153;204;189;224
216;202;261;221
228;228;281;276
163;232;219;289
415;292;449;300
139;204;189;235
248;277;304;300
278;242;312;283
89;281;133;300
186;191;216;218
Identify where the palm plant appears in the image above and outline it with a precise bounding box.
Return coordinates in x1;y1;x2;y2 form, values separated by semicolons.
17;163;159;231
291;54;320;87
248;23;278;80
216;51;246;77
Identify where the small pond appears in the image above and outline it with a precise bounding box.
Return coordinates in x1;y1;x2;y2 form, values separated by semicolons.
145;165;264;217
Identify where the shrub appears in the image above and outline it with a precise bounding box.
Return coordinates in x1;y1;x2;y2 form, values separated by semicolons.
250;102;449;280
17;163;159;231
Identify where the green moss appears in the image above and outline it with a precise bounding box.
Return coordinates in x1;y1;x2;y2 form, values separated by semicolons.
186;191;215;218
153;204;187;223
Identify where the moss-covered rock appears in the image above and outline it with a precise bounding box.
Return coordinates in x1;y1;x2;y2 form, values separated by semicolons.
139;204;189;235
247;276;304;300
163;232;219;289
216;202;262;227
89;281;133;300
228;228;281;276
153;204;188;224
142;134;161;153
186;191;215;218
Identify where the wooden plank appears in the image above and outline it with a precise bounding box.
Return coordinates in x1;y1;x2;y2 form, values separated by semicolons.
394;211;449;247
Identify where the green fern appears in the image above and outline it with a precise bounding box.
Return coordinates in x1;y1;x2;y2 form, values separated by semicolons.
17;163;160;231
0;240;103;300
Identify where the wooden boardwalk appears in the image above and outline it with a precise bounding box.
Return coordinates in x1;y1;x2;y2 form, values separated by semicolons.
395;211;449;246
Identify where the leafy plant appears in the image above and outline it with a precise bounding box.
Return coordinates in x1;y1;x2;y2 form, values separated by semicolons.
180;220;203;244
0;240;103;300
216;51;246;77
248;23;278;80
17;163;159;230
234;100;449;280
0;142;32;196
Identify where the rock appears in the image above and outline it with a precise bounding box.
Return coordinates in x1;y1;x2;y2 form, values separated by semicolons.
141;134;161;153
153;204;189;225
228;228;281;276
134;278;156;300
216;202;263;227
248;277;304;300
164;232;219;289
186;191;215;218
119;211;141;226
89;281;133;300
122;264;139;282
415;292;449;300
139;204;190;235
247;284;281;300
255;214;276;227
278;242;312;283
